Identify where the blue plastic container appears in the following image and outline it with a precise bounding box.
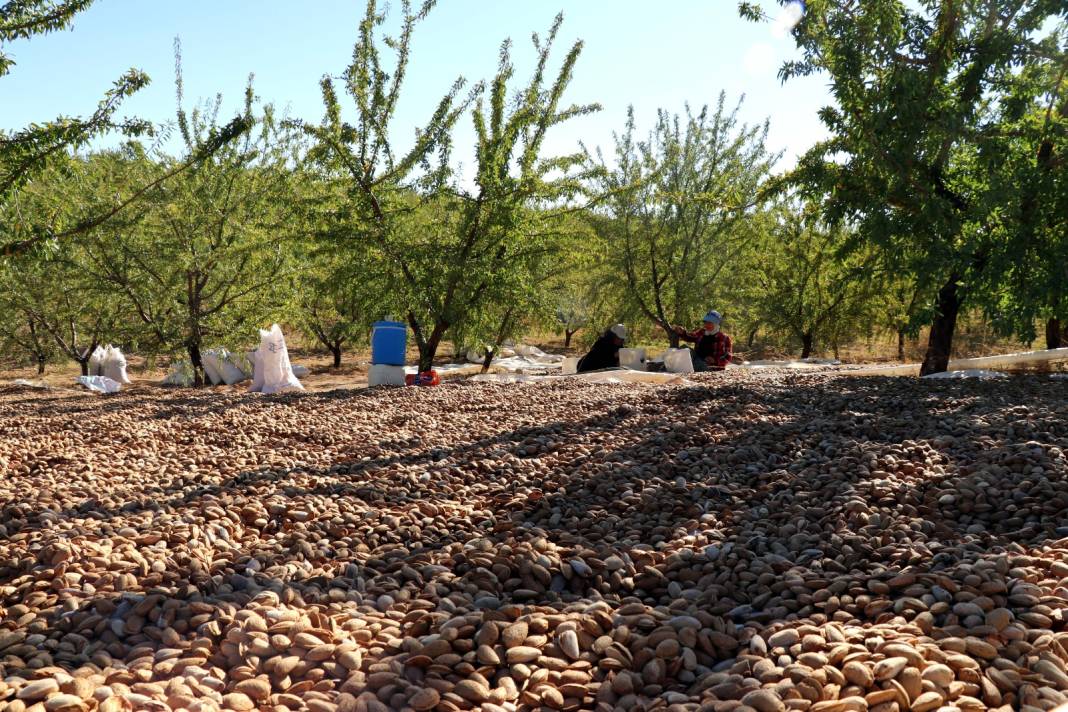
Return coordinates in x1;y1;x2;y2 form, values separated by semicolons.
371;321;407;365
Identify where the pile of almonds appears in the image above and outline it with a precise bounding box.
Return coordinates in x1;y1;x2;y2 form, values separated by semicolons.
0;371;1066;712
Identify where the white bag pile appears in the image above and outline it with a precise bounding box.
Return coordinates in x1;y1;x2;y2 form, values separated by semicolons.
201;348;250;386
87;345;131;384
249;324;303;394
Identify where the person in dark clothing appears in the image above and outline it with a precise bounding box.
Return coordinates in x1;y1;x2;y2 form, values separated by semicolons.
577;324;627;372
670;310;733;371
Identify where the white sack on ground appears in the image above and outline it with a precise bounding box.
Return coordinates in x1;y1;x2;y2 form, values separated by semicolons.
248;350;264;392
206;348;249;385
200;350;225;385
230;352;253;379
921;369;1008;380
561;357;579;375
251;325;303;394
292;365;310;378
88;346;107;377
101;345;132;384
77;375;121;394
162;361;195;387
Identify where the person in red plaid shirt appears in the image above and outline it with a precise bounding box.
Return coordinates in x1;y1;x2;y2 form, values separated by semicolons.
669;310;733;371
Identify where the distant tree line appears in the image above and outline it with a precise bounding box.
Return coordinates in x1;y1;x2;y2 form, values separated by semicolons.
1;0;1064;382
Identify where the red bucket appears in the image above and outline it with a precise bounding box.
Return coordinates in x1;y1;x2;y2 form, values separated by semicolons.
405;370;440;387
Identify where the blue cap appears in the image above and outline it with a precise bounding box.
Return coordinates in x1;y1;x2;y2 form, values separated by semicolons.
702;310;722;325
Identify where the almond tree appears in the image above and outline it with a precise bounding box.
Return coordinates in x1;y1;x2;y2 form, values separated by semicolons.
586;96;776;347
740;0;1067;373
302;1;598;371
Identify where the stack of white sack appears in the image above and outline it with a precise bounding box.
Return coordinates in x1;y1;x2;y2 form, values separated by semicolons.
201;348;251;386
87;345;132;384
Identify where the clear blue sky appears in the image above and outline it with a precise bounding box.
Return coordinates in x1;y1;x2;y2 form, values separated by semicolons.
2;0;830;173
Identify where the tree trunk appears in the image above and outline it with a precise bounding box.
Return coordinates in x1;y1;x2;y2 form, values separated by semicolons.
564;329;577;349
418;333;442;373
919;274;962;376
1047;318;1065;350
331;341;342;368
833;340;840;361
800;332;814;360
480;348;496;374
187;342;204;387
77;358;90;377
747;327;758;349
36;356;46;375
897;328;906;362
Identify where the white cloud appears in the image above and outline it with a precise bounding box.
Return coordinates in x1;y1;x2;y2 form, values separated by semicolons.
772;1;805;39
743;42;778;77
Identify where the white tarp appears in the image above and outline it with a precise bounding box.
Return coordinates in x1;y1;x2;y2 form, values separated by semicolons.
10;379;47;389
77;375;121;394
465;344;562;372
404;362;475;376
855;347;1068;377
922;369;1008;380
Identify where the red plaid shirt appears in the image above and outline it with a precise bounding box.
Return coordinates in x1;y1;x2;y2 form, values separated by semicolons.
679;328;733;369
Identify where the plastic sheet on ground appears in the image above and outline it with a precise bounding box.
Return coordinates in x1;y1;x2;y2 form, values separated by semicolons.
921;369;1008;380
739;358;841;370
77;376;121;394
855;347;1068;377
471;369;689;386
10;379;48;389
423;352;563;376
1050;374;1068;380
404;363;476;377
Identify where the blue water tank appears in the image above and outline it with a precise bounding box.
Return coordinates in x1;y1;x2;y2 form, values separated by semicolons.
371;321;407;366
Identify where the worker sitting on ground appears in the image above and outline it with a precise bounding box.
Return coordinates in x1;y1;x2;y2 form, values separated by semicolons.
577;324;627;372
671;310;733;371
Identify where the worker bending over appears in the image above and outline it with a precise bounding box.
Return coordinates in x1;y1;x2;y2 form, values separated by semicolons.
577;324;627;372
671;310;733;371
